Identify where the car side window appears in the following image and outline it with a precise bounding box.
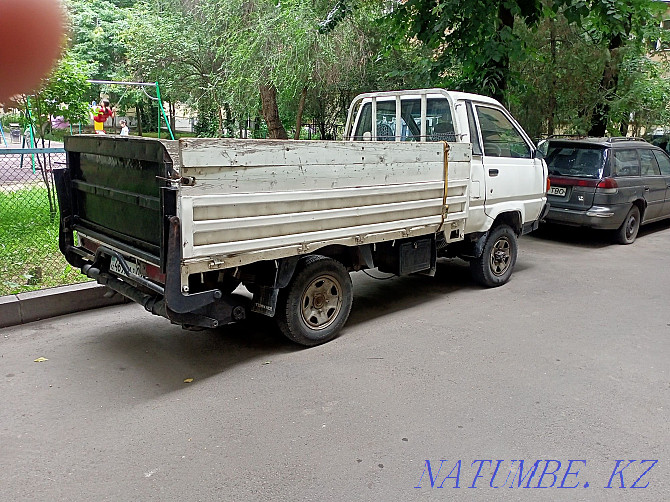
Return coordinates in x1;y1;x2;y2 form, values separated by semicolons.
475;106;531;159
639;149;661;176
612;149;640;177
653;150;670;175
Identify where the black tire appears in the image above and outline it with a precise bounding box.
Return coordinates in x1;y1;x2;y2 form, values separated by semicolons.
615;205;640;244
470;224;518;287
276;256;353;346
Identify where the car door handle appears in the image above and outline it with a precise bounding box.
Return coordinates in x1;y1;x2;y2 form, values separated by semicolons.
489;169;499;177
644;186;650;191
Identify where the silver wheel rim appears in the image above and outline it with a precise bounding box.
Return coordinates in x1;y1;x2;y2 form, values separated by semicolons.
300;274;343;330
489;236;512;277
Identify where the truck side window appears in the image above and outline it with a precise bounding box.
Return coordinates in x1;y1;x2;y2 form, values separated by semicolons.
375;101;396;141
354;97;456;142
475;106;531;159
400;99;421;141
426;99;455;142
398;98;455;142
353;103;372;140
466;101;482;155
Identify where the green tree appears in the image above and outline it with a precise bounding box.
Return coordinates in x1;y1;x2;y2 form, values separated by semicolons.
390;0;544;103
511;9;607;137
563;0;666;135
64;0;132;81
610;54;670;136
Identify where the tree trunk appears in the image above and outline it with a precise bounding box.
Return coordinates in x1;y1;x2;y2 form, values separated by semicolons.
490;3;515;104
137;102;143;136
169;101;176;133
294;87;308;140
589;35;624;137
260;84;288;139
547;17;557;136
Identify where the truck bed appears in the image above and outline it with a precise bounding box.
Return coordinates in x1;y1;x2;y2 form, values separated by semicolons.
177;138;471;277
61;136;471;279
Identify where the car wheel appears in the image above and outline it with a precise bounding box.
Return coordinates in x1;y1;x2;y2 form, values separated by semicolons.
470;224;518;287
615;205;640;244
276;255;353;346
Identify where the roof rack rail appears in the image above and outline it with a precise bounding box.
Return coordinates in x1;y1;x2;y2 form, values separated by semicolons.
542;134;588;140
607;137;647;143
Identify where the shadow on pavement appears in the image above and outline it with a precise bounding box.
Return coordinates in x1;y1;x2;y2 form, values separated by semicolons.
84;259;481;395
531;219;670;248
347;257;479;327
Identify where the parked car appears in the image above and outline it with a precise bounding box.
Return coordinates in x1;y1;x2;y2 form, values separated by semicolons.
543;137;670;244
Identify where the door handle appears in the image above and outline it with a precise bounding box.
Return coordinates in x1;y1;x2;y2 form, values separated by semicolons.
489;169;499;177
644;186;650;192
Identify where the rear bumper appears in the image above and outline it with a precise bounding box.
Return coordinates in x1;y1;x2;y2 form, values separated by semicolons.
79;259;248;329
55;172;248;328
545;204;629;230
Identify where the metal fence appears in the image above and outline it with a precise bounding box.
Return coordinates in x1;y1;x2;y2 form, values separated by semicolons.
0;147;89;296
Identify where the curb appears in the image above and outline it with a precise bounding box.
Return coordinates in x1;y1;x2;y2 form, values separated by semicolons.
0;282;129;328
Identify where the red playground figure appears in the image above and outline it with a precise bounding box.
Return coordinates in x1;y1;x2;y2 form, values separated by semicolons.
93;99;115;134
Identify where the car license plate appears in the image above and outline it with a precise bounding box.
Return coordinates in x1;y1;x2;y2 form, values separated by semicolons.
109;256;142;278
549;186;567;197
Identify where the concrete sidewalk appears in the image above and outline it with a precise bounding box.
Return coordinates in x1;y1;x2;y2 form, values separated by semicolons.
0;282;128;328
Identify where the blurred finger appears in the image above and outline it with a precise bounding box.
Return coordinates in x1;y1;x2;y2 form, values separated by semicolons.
0;0;66;102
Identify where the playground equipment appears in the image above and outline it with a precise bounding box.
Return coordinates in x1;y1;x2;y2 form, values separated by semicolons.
86;80;175;140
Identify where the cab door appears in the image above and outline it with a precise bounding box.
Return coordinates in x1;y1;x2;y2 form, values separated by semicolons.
471;103;545;223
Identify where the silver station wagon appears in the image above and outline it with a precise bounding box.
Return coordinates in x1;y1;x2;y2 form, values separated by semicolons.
543;137;670;244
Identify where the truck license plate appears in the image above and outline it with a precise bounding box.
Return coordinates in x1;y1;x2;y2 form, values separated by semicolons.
109;256;142;278
549;186;566;197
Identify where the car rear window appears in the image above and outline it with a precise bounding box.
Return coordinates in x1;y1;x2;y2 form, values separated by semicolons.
545;143;605;178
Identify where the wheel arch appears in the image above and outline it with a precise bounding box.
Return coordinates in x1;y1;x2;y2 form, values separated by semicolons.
492;210;523;235
632;198;646;220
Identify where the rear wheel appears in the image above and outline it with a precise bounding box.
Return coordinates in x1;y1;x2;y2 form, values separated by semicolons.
470;224;518;287
276;256;353;346
615;205;640;244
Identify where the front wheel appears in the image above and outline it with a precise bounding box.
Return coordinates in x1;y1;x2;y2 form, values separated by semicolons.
276;255;353;346
470;224;518;287
615;205;640;244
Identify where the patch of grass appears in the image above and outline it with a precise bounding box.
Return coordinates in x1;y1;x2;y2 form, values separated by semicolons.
0;186;90;296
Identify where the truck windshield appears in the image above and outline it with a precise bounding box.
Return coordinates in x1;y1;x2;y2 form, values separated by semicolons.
545;144;605;178
352;98;454;142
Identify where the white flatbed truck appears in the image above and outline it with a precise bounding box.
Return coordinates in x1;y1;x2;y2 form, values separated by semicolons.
55;89;548;345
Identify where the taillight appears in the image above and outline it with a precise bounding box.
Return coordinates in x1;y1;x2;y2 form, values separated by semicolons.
546;177;551;193
145;263;166;284
596;177;618;193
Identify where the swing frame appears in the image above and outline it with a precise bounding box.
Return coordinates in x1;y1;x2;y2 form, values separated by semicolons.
86;80;175;140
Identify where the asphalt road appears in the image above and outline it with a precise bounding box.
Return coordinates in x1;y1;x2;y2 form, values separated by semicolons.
2;222;669;501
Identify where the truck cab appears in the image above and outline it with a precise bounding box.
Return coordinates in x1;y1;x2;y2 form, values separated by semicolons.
344;89;548;236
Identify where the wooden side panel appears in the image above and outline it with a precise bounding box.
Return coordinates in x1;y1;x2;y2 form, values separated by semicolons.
177;139;471;265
